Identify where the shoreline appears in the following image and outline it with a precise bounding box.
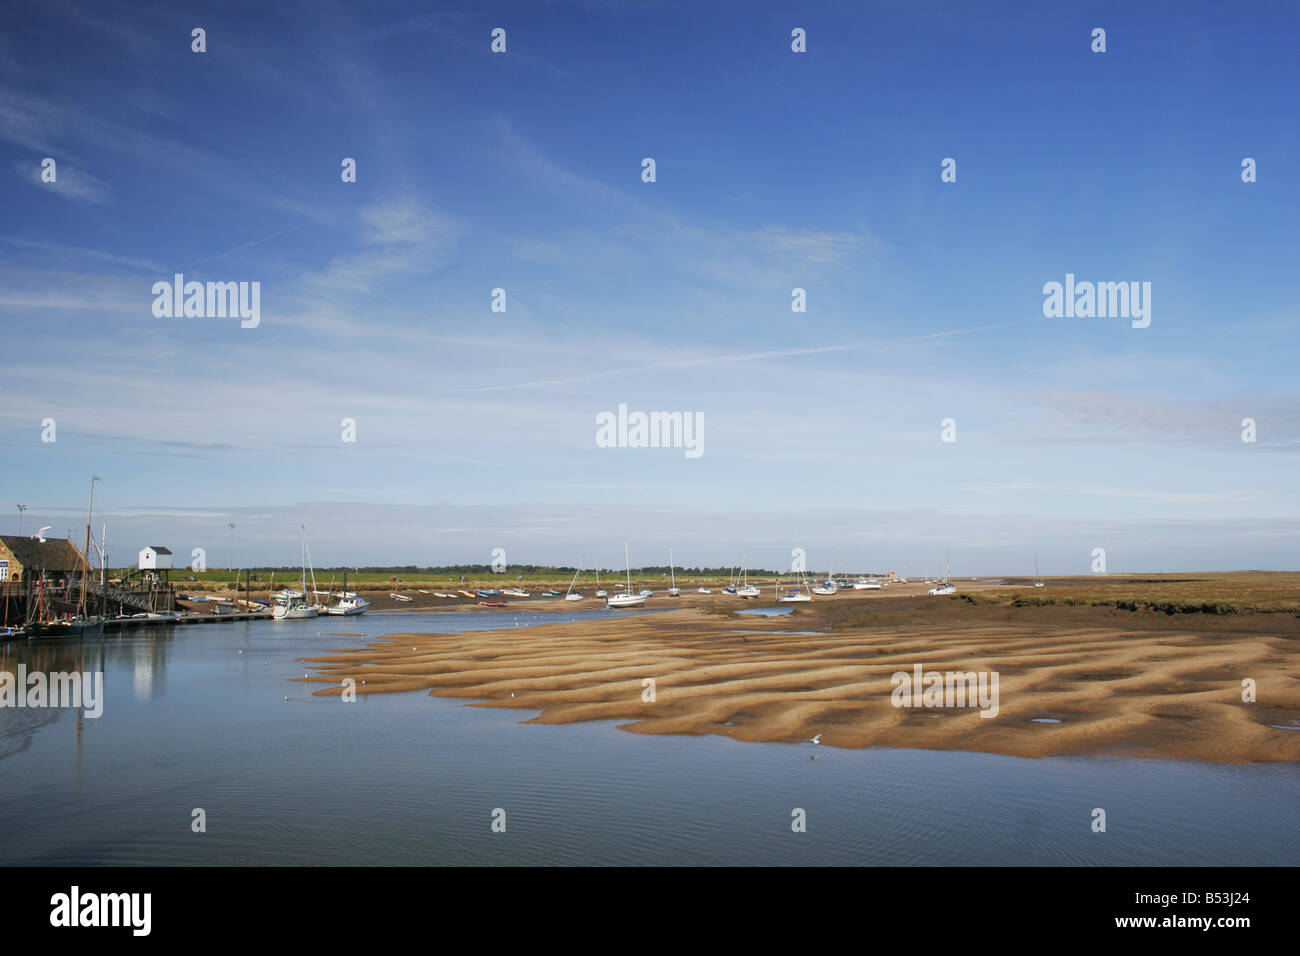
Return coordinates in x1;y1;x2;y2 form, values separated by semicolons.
299;597;1300;764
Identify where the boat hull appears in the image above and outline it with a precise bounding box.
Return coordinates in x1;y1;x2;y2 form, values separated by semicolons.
273;606;319;619
323;603;369;616
31;617;106;638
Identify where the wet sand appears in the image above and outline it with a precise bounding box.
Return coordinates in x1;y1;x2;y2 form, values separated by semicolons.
299;596;1300;763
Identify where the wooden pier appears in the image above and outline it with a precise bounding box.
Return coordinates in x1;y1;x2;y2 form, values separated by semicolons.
104;610;272;630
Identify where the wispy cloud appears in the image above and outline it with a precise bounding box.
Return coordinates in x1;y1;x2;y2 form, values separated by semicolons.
13;158;109;203
304;199;461;293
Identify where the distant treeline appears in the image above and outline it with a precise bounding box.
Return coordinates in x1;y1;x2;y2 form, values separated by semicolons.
114;564;885;578
231;565;794;576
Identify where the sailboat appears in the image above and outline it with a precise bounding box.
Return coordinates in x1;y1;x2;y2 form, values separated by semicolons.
777;569;813;603
735;549;760;598
564;560;585;602
927;550;956;596
721;566;738;596
33;477;107;638
606;541;646;608
852;564;882;589
595;560;607;598
322;570;370;616
273;526;320;619
811;546;840;595
1033;553;1045;588
668;547;681;597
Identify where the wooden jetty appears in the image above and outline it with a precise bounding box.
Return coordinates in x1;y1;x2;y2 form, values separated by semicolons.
104;610;271;630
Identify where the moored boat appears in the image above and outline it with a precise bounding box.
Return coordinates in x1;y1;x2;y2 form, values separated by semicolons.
606;541;646;608
31;616;106;638
323;591;371;615
322;573;371;616
273;589;318;619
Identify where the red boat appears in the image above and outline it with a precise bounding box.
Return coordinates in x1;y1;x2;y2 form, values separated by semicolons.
477;601;507;607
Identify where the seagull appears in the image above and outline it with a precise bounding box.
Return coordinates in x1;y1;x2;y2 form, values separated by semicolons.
810;734;822;745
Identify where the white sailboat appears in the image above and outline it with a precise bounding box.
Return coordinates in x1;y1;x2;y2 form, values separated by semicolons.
595;560;607;598
721;567;738;596
668;547;680;597
322;570;370;616
811;546;839;595
928;550;956;596
564;560;585;602
606;541;646;608
777;569;813;603
1033;553;1045;588
735;549;760;598
273;527;321;619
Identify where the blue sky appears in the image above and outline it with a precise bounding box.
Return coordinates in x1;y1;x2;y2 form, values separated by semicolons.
1;0;1297;574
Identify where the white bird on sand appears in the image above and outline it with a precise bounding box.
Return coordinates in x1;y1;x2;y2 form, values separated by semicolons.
810;733;822;745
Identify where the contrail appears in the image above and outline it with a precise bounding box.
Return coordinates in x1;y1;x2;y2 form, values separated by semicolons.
190;224;308;265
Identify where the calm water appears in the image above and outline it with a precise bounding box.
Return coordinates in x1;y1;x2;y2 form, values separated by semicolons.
1;610;1296;866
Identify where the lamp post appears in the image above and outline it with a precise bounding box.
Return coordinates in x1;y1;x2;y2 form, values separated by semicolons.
16;504;26;536
228;522;236;572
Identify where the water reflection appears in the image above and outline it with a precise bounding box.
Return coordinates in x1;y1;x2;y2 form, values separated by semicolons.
0;614;1297;866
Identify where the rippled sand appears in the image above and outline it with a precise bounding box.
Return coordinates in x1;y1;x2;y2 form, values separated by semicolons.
298;602;1300;763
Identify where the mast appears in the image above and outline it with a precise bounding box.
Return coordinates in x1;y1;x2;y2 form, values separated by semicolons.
624;540;632;594
669;547;676;589
81;476;100;617
304;526;319;604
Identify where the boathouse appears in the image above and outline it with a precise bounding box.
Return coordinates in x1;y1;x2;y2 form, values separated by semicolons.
0;535;91;586
138;546;174;571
